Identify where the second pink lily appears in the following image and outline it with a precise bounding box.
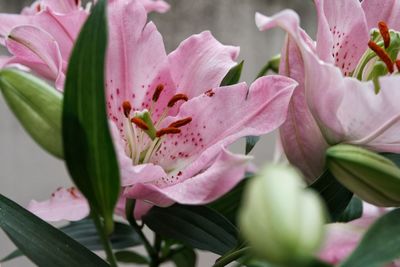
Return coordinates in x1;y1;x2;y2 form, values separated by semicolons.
257;0;400;182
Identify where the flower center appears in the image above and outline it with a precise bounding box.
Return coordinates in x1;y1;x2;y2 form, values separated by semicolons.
121;84;192;165
353;21;400;92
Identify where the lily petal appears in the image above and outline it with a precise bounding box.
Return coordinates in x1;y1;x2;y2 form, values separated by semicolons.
106;0;175;127
0;14;30;44
338;76;400;153
315;0;370;74
41;0;81;14
124;148;251;206
361;0;400;31
6;25;64;90
168;31;239;99
151;75;297;173
139;0;170;13
279;33;329;181
28;187;89;222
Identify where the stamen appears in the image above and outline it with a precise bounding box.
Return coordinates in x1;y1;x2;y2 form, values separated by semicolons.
75;0;80;5
378;21;391;49
396;60;400;71
167;94;189;107
122;101;132;118
368;41;394;73
152;84;164;102
156;127;181;137
36;3;41;12
131;117;149;131
168;117;192;128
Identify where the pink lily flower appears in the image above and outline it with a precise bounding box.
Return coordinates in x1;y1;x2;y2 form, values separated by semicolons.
28;0;297;220
256;0;400;182
319;203;400;266
0;0;169;90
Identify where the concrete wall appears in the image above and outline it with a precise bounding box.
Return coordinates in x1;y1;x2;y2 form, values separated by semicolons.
0;0;316;266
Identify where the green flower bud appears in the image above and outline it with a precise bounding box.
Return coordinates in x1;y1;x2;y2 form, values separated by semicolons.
326;144;400;207
239;164;326;266
0;69;63;158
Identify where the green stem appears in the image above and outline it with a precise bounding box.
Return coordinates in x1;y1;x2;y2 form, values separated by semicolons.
92;213;118;267
125;199;159;266
212;247;250;267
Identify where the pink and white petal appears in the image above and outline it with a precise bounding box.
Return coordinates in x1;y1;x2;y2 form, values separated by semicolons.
279;33;329;182
256;11;346;144
318;223;364;265
338;76;400;153
168;31;239;99
138;0;170;13
6;25;64;90
28;187;89;222
151;75;297;173
106;0;173;128
315;0;370;74
361;0;400;31
42;0;81;14
125;148;251;206
0;14;31;44
109;121;168;186
33;8;87;59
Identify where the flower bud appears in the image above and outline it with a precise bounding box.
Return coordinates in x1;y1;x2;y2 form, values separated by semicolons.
239;164;326;266
326;144;400;207
0;68;63;158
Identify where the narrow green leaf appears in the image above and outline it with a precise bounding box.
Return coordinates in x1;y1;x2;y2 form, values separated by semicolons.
171;247;197;267
115;251;149;264
341;208;400;267
245;136;260;155
337;196;363;223
208;178;249;225
143;204;238;255
0;69;63;158
2;218;142;263
220;61;244;86
0;194;109;267
309;170;353;222
62;0;119;233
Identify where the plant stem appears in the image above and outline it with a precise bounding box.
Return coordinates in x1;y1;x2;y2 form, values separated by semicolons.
125;199;159;266
92;212;118;267
213;247;250;267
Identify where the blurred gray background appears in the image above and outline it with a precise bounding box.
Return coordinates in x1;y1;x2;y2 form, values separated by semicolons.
0;0;316;266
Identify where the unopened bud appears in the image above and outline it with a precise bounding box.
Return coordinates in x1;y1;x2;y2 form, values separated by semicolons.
326;144;400;207
239;164;326;266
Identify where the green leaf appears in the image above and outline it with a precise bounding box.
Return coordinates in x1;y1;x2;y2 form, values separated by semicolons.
220;61;244;86
341;208;400;267
143;204;238;255
62;0;119;233
2;218;142;263
337;196;363;223
170;247;197;267
115;251;149;264
208;178;249;225
309;170;353;222
245;136;260;154
0;250;23;263
256;54;281;79
0;69;63;158
0;194;109;267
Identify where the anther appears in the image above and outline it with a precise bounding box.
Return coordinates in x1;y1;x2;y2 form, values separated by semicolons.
368;41;394;73
122;101;132;118
156;127;181;137
396;60;400;71
152;84;164;102
167;94;189;107
131;117;149;131
378;21;391;49
168;117;192;128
